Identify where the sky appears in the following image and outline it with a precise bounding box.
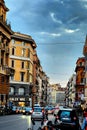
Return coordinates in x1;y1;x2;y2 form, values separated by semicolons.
4;0;87;87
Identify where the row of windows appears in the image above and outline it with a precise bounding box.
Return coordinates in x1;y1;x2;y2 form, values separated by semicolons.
11;60;31;70
9;87;25;95
11;48;30;57
12;40;26;46
10;73;33;82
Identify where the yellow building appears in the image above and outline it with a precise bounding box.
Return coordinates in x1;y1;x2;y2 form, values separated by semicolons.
0;0;13;106
9;32;36;107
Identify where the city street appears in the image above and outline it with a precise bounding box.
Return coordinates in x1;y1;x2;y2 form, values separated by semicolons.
0;114;54;130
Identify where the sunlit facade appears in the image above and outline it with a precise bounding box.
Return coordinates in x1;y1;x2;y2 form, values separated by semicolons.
9;32;36;107
0;0;13;106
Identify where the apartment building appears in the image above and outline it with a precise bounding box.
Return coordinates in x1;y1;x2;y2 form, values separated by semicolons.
83;36;87;102
0;0;13;106
75;57;85;102
9;32;36;107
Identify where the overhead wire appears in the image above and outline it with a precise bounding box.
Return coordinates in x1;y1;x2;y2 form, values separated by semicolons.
37;41;85;45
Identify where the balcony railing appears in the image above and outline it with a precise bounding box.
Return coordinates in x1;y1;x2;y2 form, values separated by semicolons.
0;65;15;75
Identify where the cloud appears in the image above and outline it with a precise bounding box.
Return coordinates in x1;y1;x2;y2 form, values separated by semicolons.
40;31;61;37
65;28;80;33
50;12;62;24
5;0;87;87
68;16;79;24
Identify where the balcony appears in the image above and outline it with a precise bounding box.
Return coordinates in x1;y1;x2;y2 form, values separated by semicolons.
5;66;15;76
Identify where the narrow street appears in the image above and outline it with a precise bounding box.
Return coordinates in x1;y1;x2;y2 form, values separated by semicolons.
0;114;54;130
0;114;83;130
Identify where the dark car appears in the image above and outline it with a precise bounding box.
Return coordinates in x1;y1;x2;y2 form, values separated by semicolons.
54;107;81;130
0;107;5;115
22;107;32;115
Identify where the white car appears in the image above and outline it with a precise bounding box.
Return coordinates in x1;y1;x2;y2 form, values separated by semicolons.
31;107;43;120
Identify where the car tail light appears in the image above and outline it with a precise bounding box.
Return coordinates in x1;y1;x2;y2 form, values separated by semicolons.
73;117;77;120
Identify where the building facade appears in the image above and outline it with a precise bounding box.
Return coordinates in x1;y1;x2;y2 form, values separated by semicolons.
0;0;13;106
9;32;36;107
83;36;87;102
75;57;85;103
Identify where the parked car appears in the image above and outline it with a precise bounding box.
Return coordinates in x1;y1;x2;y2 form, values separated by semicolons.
0;106;5;115
22;107;32;115
16;106;22;114
11;106;17;114
54;106;81;130
31;107;44;120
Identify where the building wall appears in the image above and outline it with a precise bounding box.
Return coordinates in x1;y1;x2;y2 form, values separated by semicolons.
9;32;36;107
0;0;13;106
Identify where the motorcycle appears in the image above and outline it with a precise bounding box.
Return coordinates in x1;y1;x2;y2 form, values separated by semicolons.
37;120;61;130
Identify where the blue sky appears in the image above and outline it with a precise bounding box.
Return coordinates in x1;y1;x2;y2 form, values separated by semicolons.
5;0;87;87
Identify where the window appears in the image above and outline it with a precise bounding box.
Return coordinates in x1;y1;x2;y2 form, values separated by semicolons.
21;61;24;69
10;75;14;81
6;77;9;83
12;39;15;44
9;87;14;95
1;76;4;83
27;62;30;69
22;48;25;57
12;48;15;55
20;72;25;81
12;60;14;67
18;88;24;95
79;62;82;66
28;48;30;57
22;41;25;46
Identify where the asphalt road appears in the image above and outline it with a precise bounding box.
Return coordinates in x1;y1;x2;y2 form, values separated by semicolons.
0;114;34;130
0;114;54;130
0;114;82;130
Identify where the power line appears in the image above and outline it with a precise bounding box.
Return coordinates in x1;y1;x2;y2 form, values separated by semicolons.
37;41;85;45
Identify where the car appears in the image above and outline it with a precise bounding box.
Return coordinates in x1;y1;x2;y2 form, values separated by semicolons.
11;106;17;114
54;106;81;130
0;106;5;115
22;107;32;115
45;106;54;114
31;107;44;120
33;104;40;107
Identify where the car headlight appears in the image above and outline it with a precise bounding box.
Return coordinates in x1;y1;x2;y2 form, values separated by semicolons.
23;110;25;113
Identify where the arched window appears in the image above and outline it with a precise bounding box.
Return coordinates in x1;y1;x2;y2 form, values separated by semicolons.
9;87;14;95
18;88;24;95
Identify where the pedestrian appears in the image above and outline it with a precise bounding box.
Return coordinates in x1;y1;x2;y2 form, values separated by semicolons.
81;112;87;130
45;110;48;120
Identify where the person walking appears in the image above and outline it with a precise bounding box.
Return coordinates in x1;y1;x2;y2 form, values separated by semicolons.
81;110;87;130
